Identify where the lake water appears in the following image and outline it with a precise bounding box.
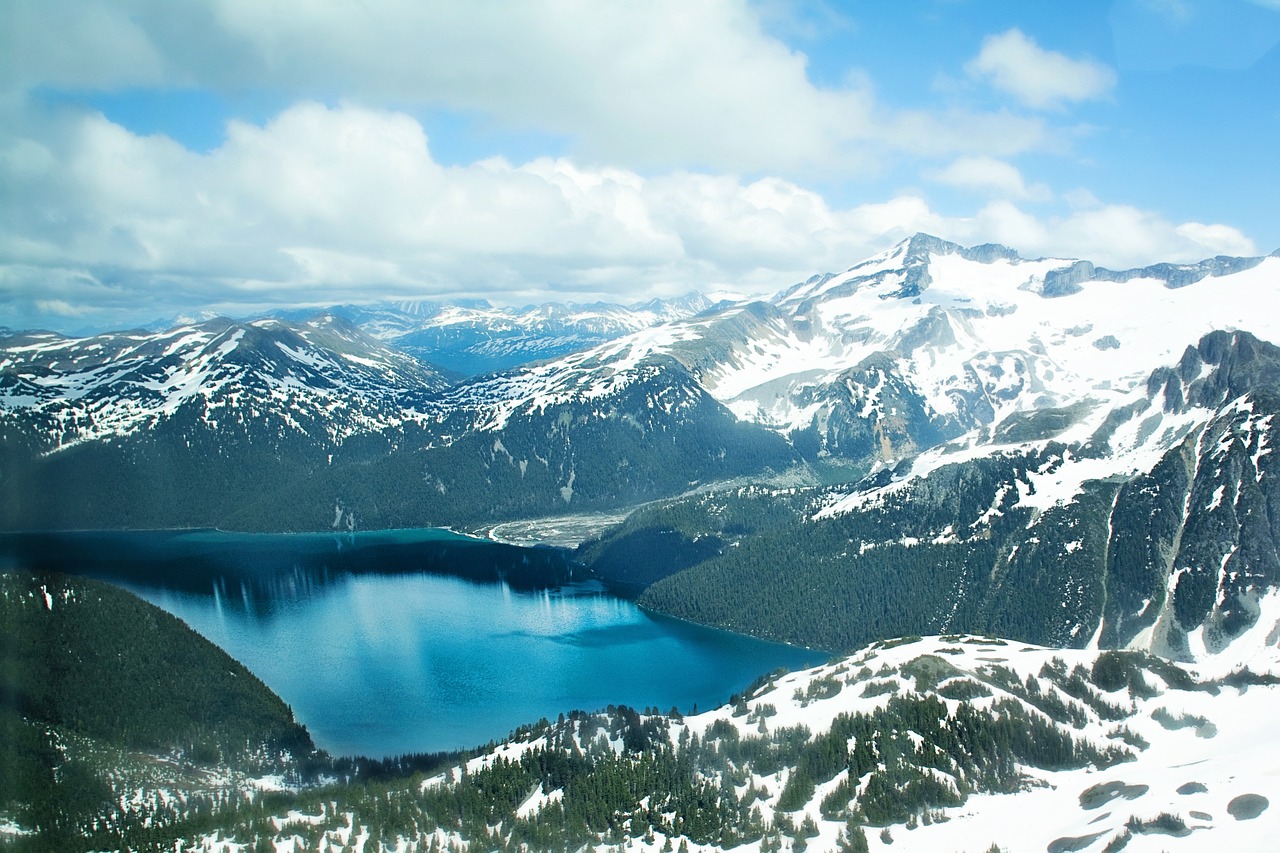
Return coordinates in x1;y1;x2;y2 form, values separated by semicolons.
1;529;823;757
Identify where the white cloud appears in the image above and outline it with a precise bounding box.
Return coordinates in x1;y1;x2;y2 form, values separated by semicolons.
1;101;1257;330
965;200;1257;268
33;298;94;317
966;29;1116;110
0;0;1055;175
926;156;1052;201
1175;222;1260;257
0;102;876;317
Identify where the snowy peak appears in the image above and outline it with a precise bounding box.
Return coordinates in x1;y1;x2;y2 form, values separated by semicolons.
684;238;1280;461
772;233;1029;307
0;317;449;451
774;233;1272;311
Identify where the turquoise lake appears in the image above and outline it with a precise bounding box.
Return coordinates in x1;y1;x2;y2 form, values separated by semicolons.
1;529;823;757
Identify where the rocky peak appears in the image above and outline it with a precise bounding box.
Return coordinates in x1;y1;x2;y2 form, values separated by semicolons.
1146;330;1280;414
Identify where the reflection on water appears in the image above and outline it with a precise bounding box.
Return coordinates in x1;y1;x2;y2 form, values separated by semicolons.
0;528;576;615
1;529;823;758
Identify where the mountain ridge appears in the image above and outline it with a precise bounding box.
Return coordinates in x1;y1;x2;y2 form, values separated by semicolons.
4;235;1280;851
4;234;1279;536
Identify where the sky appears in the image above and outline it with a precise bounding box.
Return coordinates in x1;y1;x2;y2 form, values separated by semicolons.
2;0;1279;333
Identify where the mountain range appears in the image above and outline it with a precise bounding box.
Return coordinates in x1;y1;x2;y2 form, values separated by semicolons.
5;234;1280;666
245;291;717;376
4;233;1280;852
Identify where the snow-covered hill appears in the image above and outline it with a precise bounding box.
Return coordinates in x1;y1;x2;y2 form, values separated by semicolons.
0;314;449;451
464;631;1280;853
672;632;1279;853
174;631;1280;853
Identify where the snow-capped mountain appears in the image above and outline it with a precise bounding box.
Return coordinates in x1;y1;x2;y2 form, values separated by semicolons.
0;314;449;452
473;234;1280;468
4;234;1280;553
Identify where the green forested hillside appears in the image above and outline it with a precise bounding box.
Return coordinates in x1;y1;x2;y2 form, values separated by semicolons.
588;448;1088;651
0;572;314;849
1;358;797;533
593;386;1280;656
0;572;311;755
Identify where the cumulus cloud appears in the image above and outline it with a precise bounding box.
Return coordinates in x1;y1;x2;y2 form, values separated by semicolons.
966;29;1116;110
966;200;1257;268
926;156;1052;201
0;102;865;320
0;100;1258;331
0;5;1262;330
0;0;1053;175
1174;221;1260;257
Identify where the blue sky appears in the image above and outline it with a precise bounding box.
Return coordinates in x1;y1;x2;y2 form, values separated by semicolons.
1;0;1278;332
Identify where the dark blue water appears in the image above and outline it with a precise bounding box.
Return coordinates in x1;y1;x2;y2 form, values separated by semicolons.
1;529;822;757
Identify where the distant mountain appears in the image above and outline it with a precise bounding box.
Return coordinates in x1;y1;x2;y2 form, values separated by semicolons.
0;314;453;529
271;291;717;376
3;235;1279;548
1;313;449;446
0;307;794;531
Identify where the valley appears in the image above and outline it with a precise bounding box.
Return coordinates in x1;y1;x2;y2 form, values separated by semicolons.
3;236;1280;852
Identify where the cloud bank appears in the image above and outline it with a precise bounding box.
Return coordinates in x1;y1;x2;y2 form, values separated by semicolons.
0;101;1256;328
0;1;1266;330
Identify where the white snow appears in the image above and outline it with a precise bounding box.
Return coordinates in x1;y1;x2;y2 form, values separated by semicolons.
682;636;1280;853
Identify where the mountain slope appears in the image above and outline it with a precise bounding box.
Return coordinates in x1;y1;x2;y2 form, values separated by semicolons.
0;571;314;847
310;351;799;530
585;331;1280;669
152;634;1280;853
